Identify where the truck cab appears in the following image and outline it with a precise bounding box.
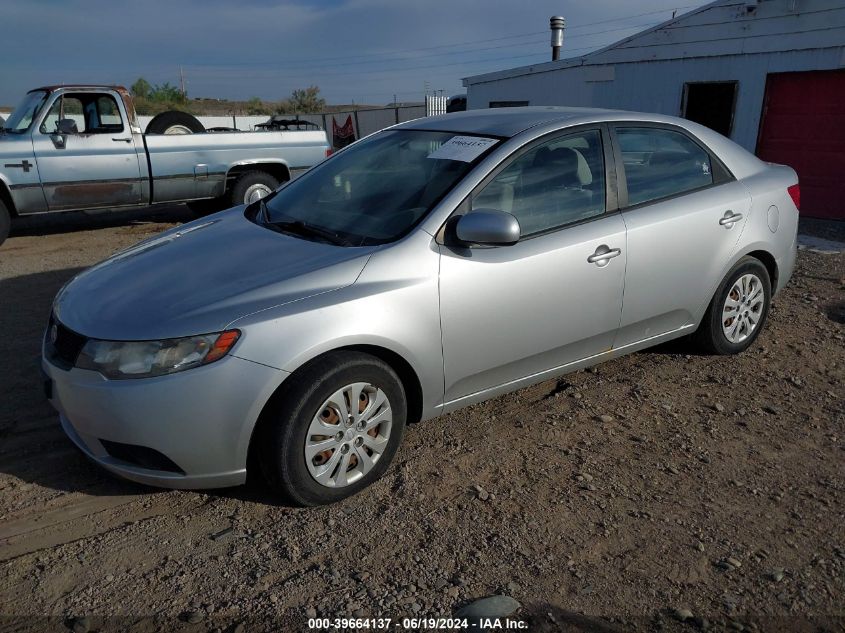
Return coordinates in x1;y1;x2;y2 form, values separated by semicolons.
1;86;148;214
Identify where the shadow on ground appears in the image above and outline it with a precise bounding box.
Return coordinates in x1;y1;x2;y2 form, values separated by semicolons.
0;267;149;497
0;265;272;502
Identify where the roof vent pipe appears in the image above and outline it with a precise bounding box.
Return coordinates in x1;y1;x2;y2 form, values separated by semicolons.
550;16;565;61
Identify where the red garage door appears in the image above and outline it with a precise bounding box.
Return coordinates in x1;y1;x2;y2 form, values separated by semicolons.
756;70;845;220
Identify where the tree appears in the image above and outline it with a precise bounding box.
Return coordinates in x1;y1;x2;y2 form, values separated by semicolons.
131;77;152;100
246;96;270;115
277;86;325;114
149;82;185;104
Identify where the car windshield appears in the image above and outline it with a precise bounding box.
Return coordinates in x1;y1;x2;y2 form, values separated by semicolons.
260;129;499;246
3;90;48;133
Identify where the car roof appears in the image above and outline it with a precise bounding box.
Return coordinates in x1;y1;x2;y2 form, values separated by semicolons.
396;106;767;180
396;106;635;137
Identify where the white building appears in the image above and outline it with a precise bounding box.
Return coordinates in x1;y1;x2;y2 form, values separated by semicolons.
463;0;845;220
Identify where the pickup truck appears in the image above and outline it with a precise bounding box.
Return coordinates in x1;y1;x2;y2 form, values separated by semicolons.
0;85;331;246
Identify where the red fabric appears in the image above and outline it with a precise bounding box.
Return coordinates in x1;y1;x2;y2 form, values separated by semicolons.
332;115;356;149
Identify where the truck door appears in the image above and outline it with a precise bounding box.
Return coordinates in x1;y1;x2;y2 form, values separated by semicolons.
31;91;144;211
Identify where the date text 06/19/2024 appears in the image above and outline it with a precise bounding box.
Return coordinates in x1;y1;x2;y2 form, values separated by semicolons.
307;617;528;630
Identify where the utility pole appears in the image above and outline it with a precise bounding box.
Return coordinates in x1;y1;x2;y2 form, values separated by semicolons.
179;66;186;98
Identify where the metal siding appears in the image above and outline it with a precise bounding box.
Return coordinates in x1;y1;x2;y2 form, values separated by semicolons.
467;47;845;152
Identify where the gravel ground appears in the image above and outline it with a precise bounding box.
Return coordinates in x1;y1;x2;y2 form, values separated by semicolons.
0;207;843;633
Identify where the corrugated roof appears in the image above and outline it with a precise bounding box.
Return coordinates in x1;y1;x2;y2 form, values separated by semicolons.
463;0;845;85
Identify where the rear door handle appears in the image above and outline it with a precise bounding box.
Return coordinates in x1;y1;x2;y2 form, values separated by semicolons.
587;245;622;266
719;211;743;227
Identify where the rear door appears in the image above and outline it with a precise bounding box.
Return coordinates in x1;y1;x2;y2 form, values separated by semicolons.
611;124;751;348
32;91;144;211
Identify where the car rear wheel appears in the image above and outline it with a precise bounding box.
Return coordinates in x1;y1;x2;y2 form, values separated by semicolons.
230;171;280;207
258;351;406;506
694;256;771;355
0;199;10;247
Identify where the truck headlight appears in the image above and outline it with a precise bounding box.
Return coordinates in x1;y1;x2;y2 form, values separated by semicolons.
76;330;240;379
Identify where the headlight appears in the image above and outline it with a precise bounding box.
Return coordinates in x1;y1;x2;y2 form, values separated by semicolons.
76;330;240;380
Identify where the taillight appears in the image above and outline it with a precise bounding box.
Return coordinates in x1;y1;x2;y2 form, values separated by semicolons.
325;148;333;158
787;184;800;211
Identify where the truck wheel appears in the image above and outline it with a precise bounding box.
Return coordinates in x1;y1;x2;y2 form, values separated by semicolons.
145;111;205;135
0;200;10;247
230;171;280;206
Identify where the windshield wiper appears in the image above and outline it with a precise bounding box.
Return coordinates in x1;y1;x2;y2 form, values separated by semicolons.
258;201;351;246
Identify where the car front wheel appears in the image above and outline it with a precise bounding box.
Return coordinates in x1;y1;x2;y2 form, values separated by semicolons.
258;351;406;506
695;256;772;355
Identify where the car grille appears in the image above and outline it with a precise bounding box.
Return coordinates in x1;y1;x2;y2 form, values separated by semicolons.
45;315;88;369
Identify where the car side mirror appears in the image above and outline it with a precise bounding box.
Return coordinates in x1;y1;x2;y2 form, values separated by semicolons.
455;209;521;246
56;118;78;134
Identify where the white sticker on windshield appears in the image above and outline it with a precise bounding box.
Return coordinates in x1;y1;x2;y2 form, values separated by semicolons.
427;136;498;162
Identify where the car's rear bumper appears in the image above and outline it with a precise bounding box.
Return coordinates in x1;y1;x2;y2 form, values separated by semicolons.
775;230;798;295
42;353;287;489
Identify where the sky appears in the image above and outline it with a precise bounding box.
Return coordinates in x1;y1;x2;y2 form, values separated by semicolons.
0;0;711;107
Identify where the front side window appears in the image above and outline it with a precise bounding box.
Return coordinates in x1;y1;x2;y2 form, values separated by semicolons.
39;93;124;134
616;127;713;206
262;130;498;246
471;129;606;236
3;90;48;133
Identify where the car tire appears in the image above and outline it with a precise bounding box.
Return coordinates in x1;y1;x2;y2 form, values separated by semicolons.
694;256;772;355
230;171;280;207
0;199;11;247
258;351;407;506
145;111;205;135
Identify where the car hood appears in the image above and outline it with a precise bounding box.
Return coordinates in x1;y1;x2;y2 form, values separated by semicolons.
53;208;377;340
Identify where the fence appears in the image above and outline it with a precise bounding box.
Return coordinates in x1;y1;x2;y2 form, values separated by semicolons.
0;104;429;149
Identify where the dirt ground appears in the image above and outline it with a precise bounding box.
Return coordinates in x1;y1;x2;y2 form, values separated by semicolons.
0;207;843;633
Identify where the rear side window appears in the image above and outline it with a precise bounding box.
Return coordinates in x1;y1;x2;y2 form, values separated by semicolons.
616;127;713;206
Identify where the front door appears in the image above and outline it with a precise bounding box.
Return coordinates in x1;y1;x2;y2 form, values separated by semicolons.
32;92;143;211
439;128;627;405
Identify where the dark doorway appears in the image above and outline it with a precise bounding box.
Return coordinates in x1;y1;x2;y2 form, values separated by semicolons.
682;81;737;137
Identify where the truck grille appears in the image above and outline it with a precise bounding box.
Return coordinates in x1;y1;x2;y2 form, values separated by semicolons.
45;315;88;369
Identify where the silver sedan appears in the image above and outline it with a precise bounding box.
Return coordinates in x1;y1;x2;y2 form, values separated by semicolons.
42;107;799;505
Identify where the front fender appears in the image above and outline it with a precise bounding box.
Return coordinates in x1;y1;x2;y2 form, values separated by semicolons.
228;231;445;419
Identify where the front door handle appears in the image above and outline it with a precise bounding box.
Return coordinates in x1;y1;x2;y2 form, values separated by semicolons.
587;245;622;267
112;138;132;143
719;211;744;227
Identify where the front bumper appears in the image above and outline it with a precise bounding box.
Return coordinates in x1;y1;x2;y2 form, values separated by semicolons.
42;353;287;489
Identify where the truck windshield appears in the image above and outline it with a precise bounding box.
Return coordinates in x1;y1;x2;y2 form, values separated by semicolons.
261;129;499;246
3;90;48;133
